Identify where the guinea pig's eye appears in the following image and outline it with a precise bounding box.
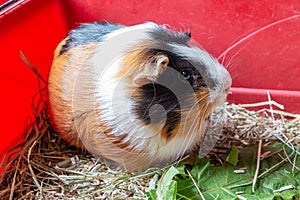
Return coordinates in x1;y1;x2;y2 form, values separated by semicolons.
180;70;192;80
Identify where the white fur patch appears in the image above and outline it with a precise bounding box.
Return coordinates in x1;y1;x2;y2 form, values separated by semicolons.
91;22;172;152
86;22;228;165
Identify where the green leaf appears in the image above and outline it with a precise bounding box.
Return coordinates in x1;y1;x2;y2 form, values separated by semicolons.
226;145;240;166
146;189;158;200
157;143;300;200
159;166;187;200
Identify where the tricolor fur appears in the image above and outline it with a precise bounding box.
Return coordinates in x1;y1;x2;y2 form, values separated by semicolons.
48;22;231;171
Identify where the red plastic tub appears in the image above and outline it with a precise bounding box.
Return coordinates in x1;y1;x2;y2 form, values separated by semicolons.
1;0;300;161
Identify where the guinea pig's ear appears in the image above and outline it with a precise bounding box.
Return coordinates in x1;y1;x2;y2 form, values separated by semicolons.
134;55;169;86
185;32;191;38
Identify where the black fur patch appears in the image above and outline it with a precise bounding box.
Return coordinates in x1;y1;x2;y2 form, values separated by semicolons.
60;22;125;55
132;50;207;136
132;83;181;136
149;49;207;91
148;25;191;46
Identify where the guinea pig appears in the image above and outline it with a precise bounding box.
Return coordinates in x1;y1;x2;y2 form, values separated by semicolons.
48;22;232;171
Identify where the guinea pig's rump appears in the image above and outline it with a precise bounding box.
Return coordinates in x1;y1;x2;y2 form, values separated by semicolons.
48;37;98;148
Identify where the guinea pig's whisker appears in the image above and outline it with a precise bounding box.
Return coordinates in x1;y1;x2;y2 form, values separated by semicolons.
218;14;300;62
223;44;248;71
179;102;211;161
184;94;209;112
175;97;208;161
183;94;210;134
180;97;207;136
226;70;238;82
165;102;180;114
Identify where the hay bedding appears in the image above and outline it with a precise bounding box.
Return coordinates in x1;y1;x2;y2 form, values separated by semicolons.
0;91;299;199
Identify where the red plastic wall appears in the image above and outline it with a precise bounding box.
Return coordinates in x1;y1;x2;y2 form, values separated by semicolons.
1;0;300;161
0;0;69;159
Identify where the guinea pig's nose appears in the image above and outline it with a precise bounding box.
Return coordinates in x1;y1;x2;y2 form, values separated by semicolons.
224;71;232;93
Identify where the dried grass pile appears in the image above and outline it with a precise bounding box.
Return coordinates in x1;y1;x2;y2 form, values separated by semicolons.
0;91;299;199
210;102;300;159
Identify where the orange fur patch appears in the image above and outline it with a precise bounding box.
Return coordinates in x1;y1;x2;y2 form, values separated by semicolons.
163;88;213;140
160;122;179;141
49;40;98;148
51;38;145;153
97;119;134;152
116;40;157;82
195;88;214;121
